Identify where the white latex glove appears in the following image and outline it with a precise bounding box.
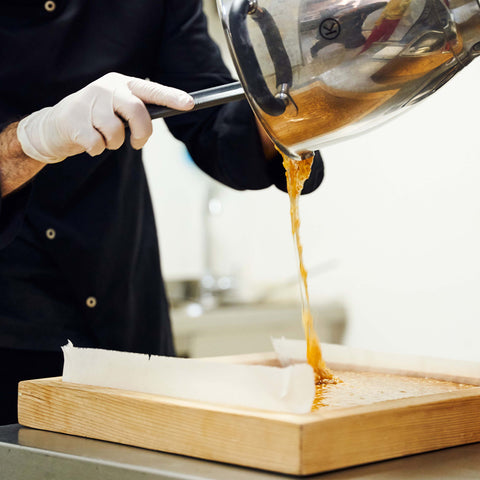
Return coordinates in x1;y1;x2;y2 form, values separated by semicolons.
17;72;194;163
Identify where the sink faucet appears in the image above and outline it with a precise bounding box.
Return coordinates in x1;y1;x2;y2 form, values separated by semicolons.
199;183;236;311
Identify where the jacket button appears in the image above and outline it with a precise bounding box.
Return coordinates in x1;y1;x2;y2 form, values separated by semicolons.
86;296;97;308
44;1;56;12
46;228;56;240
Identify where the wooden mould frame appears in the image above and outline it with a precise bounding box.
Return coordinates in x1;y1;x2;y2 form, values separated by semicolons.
18;348;480;476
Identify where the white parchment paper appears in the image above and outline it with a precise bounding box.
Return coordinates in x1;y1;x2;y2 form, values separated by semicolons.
62;341;316;414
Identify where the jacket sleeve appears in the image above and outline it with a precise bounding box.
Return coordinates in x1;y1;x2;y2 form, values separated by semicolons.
152;0;324;193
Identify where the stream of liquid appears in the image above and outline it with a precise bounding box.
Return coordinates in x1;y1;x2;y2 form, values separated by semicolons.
282;152;337;386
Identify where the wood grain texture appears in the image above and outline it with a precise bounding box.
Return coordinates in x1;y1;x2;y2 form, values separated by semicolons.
18;377;303;474
17;352;480;476
301;391;480;474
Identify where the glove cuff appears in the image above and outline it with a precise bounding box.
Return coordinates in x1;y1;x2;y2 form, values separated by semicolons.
17;109;66;164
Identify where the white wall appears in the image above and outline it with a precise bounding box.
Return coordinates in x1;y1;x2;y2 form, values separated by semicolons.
143;2;480;362
318;61;480;361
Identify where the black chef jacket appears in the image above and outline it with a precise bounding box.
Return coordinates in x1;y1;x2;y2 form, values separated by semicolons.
0;0;324;356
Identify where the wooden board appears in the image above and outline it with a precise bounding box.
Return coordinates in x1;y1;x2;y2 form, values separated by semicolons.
18;350;480;476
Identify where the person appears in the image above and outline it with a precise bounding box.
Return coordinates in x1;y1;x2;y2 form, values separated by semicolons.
0;1;325;425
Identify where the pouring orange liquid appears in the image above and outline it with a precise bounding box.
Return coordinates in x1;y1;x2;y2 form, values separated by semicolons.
281;152;336;385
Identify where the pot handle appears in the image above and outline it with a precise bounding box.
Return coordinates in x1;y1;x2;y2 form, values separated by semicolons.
229;0;292;116
146;81;245;120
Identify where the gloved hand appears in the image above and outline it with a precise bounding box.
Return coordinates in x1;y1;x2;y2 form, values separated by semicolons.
17;72;194;163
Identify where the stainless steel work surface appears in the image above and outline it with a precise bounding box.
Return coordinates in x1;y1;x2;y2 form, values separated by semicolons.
1;424;479;480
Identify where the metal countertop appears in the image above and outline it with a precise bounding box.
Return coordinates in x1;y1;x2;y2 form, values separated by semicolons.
1;424;479;480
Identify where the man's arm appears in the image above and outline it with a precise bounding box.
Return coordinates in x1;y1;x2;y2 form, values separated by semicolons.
1;117;274;198
0;73;194;200
0;122;45;198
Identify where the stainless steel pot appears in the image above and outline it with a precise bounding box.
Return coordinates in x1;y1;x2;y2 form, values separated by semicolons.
217;0;480;158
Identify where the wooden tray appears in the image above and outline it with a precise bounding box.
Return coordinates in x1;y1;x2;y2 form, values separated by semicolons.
18;349;480;476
